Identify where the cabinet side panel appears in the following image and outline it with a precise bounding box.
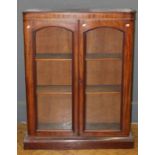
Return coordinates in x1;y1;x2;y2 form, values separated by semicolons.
23;15;37;135
122;21;135;134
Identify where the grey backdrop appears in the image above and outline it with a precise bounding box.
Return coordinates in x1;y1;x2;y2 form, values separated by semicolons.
17;0;138;122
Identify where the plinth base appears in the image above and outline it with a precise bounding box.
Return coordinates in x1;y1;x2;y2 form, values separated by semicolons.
24;132;134;150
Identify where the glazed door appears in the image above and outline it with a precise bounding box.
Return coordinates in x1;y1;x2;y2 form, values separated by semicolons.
24;20;78;136
79;20;134;136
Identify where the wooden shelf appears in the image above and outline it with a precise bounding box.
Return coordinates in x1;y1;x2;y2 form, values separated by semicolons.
35;53;72;59
35;53;121;59
86;53;122;59
38;123;120;131
37;85;72;94
37;85;121;94
38;122;72;130
86;85;121;93
85;123;120;130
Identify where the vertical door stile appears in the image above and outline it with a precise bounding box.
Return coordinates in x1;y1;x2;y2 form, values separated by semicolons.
121;21;135;134
73;20;79;136
24;19;37;136
78;20;85;135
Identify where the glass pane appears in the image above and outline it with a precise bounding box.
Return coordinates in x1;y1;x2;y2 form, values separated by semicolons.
86;93;121;130
86;27;123;54
36;27;72;54
85;27;123;131
37;93;72;130
35;27;73;130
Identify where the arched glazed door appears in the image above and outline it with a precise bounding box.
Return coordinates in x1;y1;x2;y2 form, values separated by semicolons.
79;20;133;136
24;20;78;137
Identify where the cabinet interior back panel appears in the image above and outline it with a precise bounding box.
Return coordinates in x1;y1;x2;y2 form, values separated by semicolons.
37;93;72;130
36;27;72;54
86;59;122;85
86;93;121;123
36;60;72;85
86;27;123;54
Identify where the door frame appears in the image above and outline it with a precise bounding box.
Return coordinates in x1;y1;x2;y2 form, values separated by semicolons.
78;19;134;137
24;18;79;137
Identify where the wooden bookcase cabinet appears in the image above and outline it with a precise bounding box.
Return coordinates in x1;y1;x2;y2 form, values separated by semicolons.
23;9;135;149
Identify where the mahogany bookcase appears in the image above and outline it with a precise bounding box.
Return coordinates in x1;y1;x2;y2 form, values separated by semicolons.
23;9;135;149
